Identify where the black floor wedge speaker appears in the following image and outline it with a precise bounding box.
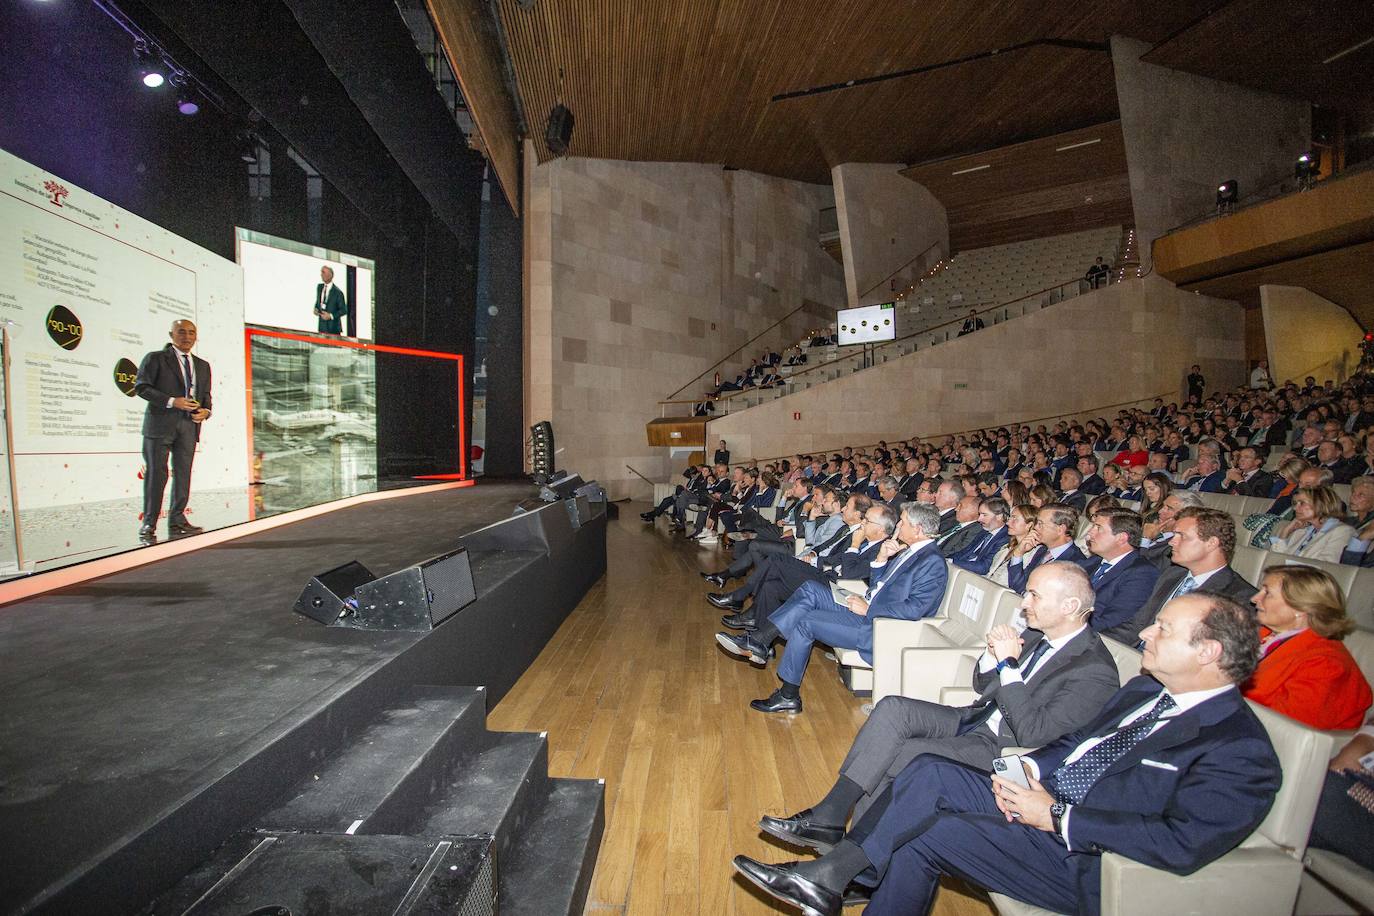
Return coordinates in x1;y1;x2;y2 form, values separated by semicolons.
348;547;477;631
293;560;377;625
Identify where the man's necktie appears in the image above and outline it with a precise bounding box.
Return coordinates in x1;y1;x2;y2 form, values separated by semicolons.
181;353;193;398
968;531;994;559
1090;561;1112;586
956;639;1054;735
1170;573;1198;601
1048;693;1177;804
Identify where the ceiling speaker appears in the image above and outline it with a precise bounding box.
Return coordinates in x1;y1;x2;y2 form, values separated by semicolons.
545;104;574;157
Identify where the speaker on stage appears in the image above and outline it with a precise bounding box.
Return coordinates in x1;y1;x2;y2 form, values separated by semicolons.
545;104;574;157
293;560;377;625
349;547;477;631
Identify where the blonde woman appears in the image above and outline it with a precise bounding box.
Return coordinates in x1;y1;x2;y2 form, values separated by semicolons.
1269;486;1357;564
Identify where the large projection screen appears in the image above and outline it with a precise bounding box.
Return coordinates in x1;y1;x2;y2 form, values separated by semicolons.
237;229;374;339
0;148;248;511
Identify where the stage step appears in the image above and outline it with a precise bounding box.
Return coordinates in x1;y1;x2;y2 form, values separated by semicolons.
411;730;550;859
498;779;605;916
260;685;487;835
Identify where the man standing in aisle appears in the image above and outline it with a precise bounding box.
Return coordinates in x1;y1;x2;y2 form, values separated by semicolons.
135;319;212;543
314;265;348;335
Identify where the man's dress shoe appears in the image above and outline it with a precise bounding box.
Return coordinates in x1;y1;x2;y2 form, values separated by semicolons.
750;688;802;714
758;810;844;853
137;526;157;544
168;522;204;536
706;592;744;610
714;632;771;665
700;572;728;587
731;857;840;916
640;511;656;522
720;611;755;630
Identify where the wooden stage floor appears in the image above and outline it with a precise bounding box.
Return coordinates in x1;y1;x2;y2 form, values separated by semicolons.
488;503;997;915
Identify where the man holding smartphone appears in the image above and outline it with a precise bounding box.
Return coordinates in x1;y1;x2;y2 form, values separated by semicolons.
734;593;1280;916
752;562;1118;858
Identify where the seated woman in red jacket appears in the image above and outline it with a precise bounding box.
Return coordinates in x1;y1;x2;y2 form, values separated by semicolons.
1246;564;1372;730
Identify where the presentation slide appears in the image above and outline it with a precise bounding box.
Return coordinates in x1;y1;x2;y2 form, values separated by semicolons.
837;302;897;345
237;229;374;339
0;147;248;510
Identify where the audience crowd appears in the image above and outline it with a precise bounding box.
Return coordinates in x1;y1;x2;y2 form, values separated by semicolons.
642;367;1374;914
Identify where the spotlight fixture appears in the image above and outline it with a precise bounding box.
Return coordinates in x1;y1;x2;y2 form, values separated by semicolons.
1295;151;1319;189
1215;179;1239;213
177;95;200;115
237;132;260;164
134;39;164;88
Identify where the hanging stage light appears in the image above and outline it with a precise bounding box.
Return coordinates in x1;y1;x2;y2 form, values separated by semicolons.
134;39;164;88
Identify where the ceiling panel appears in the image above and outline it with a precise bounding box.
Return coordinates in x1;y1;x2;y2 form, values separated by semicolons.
475;0;1213;183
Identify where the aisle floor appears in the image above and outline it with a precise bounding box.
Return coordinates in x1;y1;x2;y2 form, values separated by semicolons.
488;504;997;915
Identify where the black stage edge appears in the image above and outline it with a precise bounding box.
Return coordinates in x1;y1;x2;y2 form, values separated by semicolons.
0;481;607;916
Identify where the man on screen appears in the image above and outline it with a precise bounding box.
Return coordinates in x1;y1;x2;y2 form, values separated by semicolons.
134;319;212;543
314;265;348;335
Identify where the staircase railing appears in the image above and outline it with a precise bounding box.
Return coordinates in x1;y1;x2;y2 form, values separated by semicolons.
858;240;945;301
664;299;825;401
672;274;1101;415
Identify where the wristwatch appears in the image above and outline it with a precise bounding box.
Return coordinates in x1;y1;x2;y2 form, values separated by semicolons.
1050;801;1067;835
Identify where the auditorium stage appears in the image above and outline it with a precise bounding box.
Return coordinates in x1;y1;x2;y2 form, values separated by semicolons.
0;480;608;915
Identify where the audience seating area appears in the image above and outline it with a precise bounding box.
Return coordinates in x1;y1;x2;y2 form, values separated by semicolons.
651;368;1374;915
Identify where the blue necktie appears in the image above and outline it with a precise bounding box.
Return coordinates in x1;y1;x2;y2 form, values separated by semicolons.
1091;561;1112;586
181;354;193;398
969;531;994;559
1048;693;1177;804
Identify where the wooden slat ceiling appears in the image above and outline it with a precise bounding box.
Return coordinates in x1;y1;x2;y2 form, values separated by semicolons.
479;0;1214;184
901;121;1133;249
1141;0;1374;110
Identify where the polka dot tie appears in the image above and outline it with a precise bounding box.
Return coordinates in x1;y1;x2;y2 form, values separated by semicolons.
1048;693;1177;805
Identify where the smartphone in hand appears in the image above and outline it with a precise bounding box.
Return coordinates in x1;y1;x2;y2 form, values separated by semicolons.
992;754;1031;790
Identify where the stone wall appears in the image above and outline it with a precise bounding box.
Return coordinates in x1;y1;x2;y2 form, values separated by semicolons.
705;276;1246;461
523;146;846;498
1112;36;1310;271
1261;284;1364;385
832;163;949;307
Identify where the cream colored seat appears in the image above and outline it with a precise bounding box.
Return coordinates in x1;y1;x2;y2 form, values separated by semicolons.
990;703;1333;916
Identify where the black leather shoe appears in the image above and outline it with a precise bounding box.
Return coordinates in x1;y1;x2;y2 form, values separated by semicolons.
750;688;802;714
137;526;157;544
759;810;845;854
168;522;204;536
732;856;840;916
720;611;756;630
842;882;872;906
700;572;728;587
640;511;656;522
715;632;770;665
707;592;744;610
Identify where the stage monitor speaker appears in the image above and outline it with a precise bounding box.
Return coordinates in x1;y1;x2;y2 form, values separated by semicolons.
349;547;477;631
293;560;377;625
540;472;584;502
545;104;574;156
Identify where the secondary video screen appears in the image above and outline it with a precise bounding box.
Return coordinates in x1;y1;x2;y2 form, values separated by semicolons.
236;228;374;339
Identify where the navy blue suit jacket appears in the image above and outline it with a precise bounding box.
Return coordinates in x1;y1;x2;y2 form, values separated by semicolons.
822;537;885;580
1030;677;1279;913
1186;470;1226;493
1008;542;1088;593
1080;552;1161;637
950;526;1011;576
867;542;949;624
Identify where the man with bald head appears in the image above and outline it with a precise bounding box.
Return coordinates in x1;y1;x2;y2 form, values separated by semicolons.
314;265;348;335
134;319;213;542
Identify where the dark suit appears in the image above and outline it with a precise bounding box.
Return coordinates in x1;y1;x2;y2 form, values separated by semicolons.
840;627;1119;821
1008;543;1088;594
1184;469;1226;493
1101;564;1256;646
1225;469;1278;497
1060;489;1088;512
770;542;947;688
936;507;957;534
950;526;1010;575
1081;552;1161;637
855;679;1279;916
1078;474;1106;496
135;344;212;528
936;521;982;558
314;282;348;334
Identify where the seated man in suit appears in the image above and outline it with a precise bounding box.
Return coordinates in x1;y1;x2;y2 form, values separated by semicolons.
949;496;1011;575
931;479;963;534
733;593;1281;916
935;494;983;558
1057;468;1089;512
873;475;904;513
717;502;948;714
1081;508;1161;636
1180;453;1226;492
1007;504;1086;594
708;492;876;621
755;561;1120;857
1077;456;1106;495
1222;446;1278;497
1102;507;1257;646
1118;463;1149;501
